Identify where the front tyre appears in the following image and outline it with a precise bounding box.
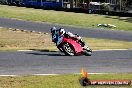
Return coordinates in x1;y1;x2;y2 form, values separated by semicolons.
62;43;75;56
84;48;92;56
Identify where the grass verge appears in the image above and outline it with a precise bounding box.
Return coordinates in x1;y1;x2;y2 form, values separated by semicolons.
0;74;131;88
0;5;132;31
0;27;132;51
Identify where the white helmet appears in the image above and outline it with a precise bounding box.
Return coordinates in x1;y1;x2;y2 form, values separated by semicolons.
59;28;65;36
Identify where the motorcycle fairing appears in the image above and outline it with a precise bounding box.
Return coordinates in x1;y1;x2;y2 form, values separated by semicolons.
62;38;83;54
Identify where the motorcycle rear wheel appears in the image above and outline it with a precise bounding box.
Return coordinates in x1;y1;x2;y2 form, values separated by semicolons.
62;43;75;56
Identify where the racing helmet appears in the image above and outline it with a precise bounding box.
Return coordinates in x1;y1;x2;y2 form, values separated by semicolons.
59;28;65;36
50;27;57;34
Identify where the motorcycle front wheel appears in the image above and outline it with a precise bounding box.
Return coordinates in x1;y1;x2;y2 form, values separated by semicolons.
83;48;92;56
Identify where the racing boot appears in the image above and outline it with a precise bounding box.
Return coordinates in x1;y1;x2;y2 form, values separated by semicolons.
79;39;85;47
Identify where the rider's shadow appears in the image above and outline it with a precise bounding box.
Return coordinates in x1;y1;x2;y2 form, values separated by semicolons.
26;49;85;56
26;49;65;56
26;52;65;56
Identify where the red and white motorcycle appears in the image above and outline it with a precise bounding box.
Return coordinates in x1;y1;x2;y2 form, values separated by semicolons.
51;31;92;56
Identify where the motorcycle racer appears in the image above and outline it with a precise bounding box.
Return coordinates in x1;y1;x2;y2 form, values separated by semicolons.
50;27;92;56
50;27;86;48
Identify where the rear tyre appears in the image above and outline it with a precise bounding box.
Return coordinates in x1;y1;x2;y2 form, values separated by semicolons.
62;43;75;56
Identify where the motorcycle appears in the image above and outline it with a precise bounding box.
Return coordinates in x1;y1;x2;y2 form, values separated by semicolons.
51;31;92;56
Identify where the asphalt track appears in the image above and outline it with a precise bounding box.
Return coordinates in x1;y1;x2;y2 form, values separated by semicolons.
0;50;132;75
0;18;132;75
0;18;132;41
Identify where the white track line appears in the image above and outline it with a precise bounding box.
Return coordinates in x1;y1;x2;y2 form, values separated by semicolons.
0;27;3;29
17;48;132;52
17;50;33;52
75;73;110;74
34;74;58;76
0;75;17;77
0;73;115;76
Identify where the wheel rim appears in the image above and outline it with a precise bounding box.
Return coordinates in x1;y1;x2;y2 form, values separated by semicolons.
63;43;74;55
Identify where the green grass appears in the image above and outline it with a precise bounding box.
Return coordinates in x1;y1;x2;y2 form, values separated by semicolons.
0;5;132;31
0;27;132;51
0;74;131;88
84;38;132;50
